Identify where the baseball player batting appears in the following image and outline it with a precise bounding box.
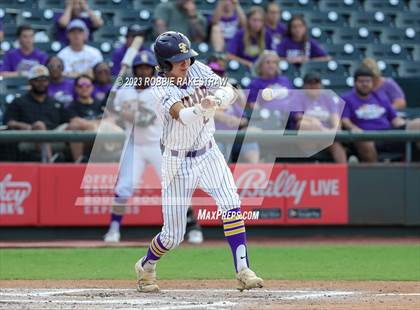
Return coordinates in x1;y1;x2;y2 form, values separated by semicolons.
104;50;203;244
134;31;263;292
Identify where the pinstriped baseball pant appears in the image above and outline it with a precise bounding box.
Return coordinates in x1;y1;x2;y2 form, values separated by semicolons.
159;139;241;249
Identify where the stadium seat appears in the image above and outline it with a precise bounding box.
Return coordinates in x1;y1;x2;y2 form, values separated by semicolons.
0;0;36;9
332;27;376;46
365;44;411;64
113;10;151;27
395;12;420;29
408;0;420;12
191;42;214;62
1;25;18;41
38;0;64;10
397;61;420;78
89;0;133;12
309;27;331;44
278;61;299;79
349;12;393;32
16;10;55;31
34;42;59;56
348;60;396;77
322;43;363;64
319;74;352;95
0;77;29;94
89;41;114;58
0;8;16;25
412;45;420;61
364;0;407;16
300;60;348;77
194;0;219;11
277;0;317;11
318;0;362;16
305;11;346;29
380;28;418;44
225;61;251;88
92;25;120;42
133;0;168;10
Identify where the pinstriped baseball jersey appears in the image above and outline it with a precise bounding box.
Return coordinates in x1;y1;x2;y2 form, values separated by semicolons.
151;61;224;151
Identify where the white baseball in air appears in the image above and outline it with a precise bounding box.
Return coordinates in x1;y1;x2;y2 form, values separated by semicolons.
261;87;288;101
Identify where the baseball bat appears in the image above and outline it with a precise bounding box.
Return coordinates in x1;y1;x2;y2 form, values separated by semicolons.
108;36;144;106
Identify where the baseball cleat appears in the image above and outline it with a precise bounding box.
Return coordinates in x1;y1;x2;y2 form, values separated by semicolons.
104;230;120;243
236;268;264;291
187;229;204;244
134;258;160;293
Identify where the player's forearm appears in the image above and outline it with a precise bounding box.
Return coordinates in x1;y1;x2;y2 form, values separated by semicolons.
392;98;406;110
236;3;247;28
87;9;103;28
342;118;360;131
58;5;73;28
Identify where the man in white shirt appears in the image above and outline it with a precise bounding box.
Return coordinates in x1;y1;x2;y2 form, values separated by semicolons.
57;19;103;77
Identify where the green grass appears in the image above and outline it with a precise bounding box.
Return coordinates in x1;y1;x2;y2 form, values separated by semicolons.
0;245;419;281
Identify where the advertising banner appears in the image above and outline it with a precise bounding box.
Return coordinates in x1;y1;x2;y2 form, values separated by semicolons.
0;164;39;225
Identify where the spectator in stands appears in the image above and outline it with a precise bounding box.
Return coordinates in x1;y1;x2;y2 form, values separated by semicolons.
247;50;293;114
66;75;121;162
66;74;104;161
47;56;74;107
4;65;68;162
227;6;272;69
57;19;103;77
265;1;286;51
0;25;48;77
55;0;103;45
210;0;246;52
341;67;420;162
111;24;147;76
293;72;347;163
154;0;207;43
361;58;406;110
92;62;112;103
277;15;330;65
0;17;4;41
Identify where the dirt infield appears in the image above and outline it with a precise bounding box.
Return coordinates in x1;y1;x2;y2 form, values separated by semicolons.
1;280;419;310
1;236;419;248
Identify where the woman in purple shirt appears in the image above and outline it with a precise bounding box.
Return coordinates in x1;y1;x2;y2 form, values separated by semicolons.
227;6;272;69
47;56;75;107
247;51;293;129
277;15;330;65
210;0;246;52
265;1;287;51
92;62;112;103
361;58;406;110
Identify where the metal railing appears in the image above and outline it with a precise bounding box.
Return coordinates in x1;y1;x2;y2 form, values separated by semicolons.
1;130;419;162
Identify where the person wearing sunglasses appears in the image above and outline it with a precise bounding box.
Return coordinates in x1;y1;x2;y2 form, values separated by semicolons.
66;74;121;162
47;56;75;107
92;62;112;103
